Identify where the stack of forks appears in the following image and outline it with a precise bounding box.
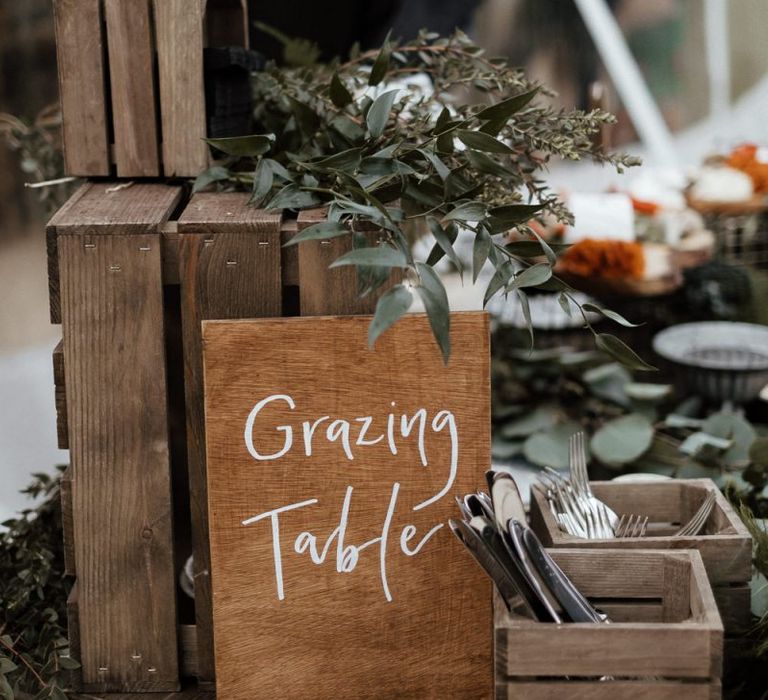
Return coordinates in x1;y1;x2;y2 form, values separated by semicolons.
541;433;716;540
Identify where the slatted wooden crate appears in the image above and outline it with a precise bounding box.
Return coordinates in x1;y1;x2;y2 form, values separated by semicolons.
47;182;389;694
495;549;723;700
529;479;753;636
53;0;249;178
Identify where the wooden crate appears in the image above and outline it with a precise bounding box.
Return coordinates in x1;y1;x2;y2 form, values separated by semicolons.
495;549;723;700
47;182;390;693
529;479;753;636
52;0;249;178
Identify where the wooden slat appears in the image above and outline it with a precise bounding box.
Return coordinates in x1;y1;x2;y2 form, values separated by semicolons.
154;0;209;177
497;680;713;700
177;193;282;683
58;196;179;691
47;183;93;324
72;687;213;700
662;554;691;622
53;0;110;176
61;465;76;576
296;209;389;316
498;624;713;678
53;340;69;449
104;0;160;176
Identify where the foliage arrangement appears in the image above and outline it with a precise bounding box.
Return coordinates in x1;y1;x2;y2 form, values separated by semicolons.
492;336;767;485
0;105;76;215
196;29;642;363
0;469;77;700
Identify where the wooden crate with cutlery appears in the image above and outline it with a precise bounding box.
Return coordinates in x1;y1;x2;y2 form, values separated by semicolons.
529;478;753;636
495;548;723;700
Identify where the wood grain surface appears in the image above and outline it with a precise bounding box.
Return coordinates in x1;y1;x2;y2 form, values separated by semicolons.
296;209;395;315
52;0;110;176
154;0;209;176
202;313;492;699
57;184;181;691
104;0;160;176
177;193;282;682
495;549;722;695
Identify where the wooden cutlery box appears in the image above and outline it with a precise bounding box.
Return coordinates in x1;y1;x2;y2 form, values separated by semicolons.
529;478;752;635
495;548;723;699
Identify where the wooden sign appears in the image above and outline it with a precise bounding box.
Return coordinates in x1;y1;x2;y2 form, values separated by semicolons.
203;313;492;699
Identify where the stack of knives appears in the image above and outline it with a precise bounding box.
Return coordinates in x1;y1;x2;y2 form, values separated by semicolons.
450;471;606;624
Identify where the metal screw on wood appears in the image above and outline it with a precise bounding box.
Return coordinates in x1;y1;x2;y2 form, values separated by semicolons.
84;243;96;249
203;237;214;246
147;667;157;673
138;245;151;251
320;240;332;246
258;241;269;246
226;260;237;266
108;264;121;272
131;653;142;661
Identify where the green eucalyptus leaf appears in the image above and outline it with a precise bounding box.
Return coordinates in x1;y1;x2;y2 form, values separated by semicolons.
368;284;413;347
476;87;539;122
250;159;274;206
329;72;353;108
329;244;408;269
472;229;492;283
558;292;572;317
427;217;462;272
665;414;705;429
625;383;672;402
204;133;274;157
595;333;657;372
415;262;451;364
417;149;451;180
679;432;733;457
501;405;559;438
284;221;350;246
366;89;400;138
288;96;320;136
330;115;366;144
517;288;534;349
192;165;231;193
504;240;570;257
582;303;641;328
492;436;524;460
414;286;450;360
507;262;552;291
444;200;488;222
0;658;17;674
702;411;757;465
0;674;12;700
591;413;654;467
369;46;391;85
307;147;364;171
426;221;459;266
466;149;513;177
359;156;415;176
457;129;513;154
523;421;581;469
265;184;321;210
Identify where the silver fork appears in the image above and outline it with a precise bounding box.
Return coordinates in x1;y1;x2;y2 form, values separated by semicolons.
614;513;648;538
675;490;716;537
569;433;619;534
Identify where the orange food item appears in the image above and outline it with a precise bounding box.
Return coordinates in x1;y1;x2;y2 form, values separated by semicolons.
726;143;768;193
631;197;660;216
560;239;645;280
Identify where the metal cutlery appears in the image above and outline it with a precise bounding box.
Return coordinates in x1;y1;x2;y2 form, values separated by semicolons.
451;471;609;626
675;490;716;537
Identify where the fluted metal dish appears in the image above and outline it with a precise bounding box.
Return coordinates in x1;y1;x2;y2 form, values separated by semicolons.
653;321;768;403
